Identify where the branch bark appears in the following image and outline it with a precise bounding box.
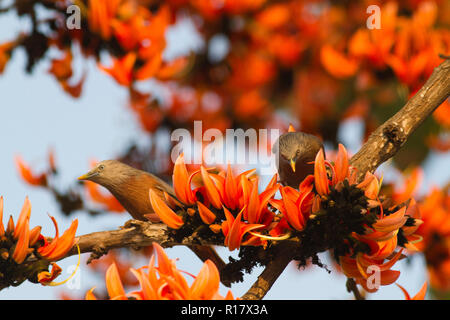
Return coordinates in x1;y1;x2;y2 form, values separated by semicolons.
350;59;450;179
61;59;450;300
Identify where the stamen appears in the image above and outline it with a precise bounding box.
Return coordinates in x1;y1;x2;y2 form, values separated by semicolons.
249;231;291;241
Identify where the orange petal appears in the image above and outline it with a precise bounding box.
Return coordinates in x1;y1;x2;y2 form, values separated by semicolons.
105;263;127;299
12;219;29;264
85;287;98;300
200;166;222;209
412;281;427;300
314;149;329;196
197;201;216;225
335;144;349;183
320;45;359;78
149;189;184;229
173;154;195;205
13;197;31;240
44;219;78;261
15;156;47;186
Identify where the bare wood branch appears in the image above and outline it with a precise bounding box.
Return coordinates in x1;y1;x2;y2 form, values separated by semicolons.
350;59;450;179
240;243;296;300
66;220;224;260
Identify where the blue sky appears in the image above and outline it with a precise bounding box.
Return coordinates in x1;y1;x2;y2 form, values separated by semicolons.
0;7;448;300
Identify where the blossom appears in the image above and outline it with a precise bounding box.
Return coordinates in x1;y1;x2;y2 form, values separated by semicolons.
221;207;265;251
87;243;235;300
396;282;427;300
37;215;78;261
0;197;78;288
15;155;47;186
269;176;314;231
149;189;184;229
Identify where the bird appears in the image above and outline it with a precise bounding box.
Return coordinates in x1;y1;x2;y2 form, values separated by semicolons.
77;160;230;286
272;131;324;188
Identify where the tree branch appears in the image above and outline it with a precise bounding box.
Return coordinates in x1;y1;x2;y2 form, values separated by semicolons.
66;220;224;261
350;59;450;179
240;243;296;300
60;59;450;299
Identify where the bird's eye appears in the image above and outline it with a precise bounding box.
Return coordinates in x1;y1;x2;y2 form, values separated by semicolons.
98;165;105;171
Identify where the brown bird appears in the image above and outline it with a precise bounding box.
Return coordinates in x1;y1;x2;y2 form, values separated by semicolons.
272;132;324;188
78;160;230;286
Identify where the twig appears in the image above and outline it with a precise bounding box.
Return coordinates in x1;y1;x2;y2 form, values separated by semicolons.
346;278;365;300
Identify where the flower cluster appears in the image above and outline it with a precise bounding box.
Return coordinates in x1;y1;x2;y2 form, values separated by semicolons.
149;153;280;251
86;242;235;300
0;197;78;288
149;143;424;293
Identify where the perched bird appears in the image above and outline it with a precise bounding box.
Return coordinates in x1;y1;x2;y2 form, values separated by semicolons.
78;160;229;286
272;131;324;188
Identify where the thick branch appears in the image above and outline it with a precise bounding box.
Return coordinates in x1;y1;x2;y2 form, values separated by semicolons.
240;243;296;300
66;220;224;261
350;59;450;179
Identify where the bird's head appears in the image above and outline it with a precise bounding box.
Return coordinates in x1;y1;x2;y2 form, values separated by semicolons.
77;160;135;188
273;132;324;172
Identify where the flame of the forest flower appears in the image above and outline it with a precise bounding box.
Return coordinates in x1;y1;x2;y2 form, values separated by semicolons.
37;216;78;261
149;189;184;229
87;243;235;300
99;52;136;87
15;156;47;186
320;45;359;79
270;176;314;232
222;207;265;251
0;196;78;288
396;282;427;300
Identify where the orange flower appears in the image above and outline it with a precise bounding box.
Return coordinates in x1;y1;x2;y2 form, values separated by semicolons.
99;52;136;86
149;189;184;229
15;155;47;186
197;201;217;225
314;148;329;196
87;0;121;40
396;282;427;300
200;166;223;209
221;207;264;251
87;243;235;300
37;216;78;261
172;153;196;205
320;44;359;79
37;263;62;286
270;176;314;232
0;41;15;73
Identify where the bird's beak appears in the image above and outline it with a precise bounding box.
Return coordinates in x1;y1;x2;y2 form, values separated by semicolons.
77;170;97;181
290;159;296;172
